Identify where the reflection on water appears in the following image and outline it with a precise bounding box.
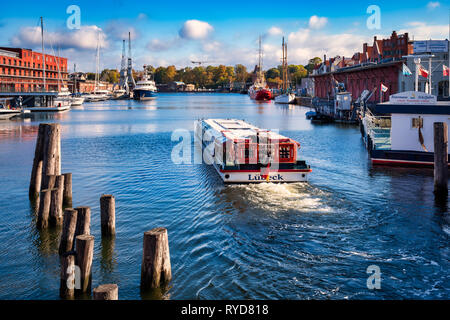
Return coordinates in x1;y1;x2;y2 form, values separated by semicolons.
0;93;448;300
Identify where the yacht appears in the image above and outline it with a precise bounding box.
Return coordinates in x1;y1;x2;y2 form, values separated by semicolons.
274;37;296;104
133;66;157;100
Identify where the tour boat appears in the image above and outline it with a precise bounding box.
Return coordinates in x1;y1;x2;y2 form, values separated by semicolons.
361;91;450;167
133;66;157;101
195;119;311;183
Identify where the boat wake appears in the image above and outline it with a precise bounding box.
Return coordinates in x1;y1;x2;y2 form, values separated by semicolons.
221;183;332;214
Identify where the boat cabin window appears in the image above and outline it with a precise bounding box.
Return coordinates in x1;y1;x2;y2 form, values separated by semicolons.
411;117;423;129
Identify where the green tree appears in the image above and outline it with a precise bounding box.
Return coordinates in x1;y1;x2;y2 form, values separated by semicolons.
305;57;322;74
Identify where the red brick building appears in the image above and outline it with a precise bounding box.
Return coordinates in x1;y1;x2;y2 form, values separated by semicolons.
0;47;68;92
312;61;402;103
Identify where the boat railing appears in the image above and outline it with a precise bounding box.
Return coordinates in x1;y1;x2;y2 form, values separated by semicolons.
364;113;392;150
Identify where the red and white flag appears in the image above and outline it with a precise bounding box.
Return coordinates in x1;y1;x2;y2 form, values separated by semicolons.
443;65;449;77
380;83;388;93
419;65;429;78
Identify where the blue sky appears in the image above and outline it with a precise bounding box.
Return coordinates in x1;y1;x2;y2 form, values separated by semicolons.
0;0;448;72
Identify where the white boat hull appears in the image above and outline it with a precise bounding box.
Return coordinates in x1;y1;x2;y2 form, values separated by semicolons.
0;110;21;120
274;93;296;104
23;105;71;112
213;162;310;183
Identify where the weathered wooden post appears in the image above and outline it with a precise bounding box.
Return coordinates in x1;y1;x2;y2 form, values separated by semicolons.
41;174;56;191
60;251;76;299
29;123;61;200
434;122;448;195
59;208;78;255
75;234;94;294
75;206;91;238
41;123;61;193
29;124;45;200
93;284;118;300
37;188;52;229
49;177;64;226
140;227;172;290
100;195;116;236
62;173;72;207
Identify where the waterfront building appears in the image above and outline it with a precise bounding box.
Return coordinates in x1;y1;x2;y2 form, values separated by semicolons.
400;40;449;97
0;47;68;92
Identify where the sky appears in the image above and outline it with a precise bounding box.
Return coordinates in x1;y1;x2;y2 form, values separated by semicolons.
0;0;449;72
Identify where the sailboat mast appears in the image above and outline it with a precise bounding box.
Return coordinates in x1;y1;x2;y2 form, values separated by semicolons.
258;36;262;79
41;17;46;91
95;32;100;90
74;63;77;94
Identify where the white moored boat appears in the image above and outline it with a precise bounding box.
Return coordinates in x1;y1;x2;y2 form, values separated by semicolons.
195;119;311;183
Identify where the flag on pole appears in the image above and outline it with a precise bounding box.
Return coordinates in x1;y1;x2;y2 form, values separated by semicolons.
402;63;412;76
443;65;449;77
381;83;388;93
419;65;429;78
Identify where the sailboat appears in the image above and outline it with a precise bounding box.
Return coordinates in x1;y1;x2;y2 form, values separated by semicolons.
248;36;272;101
23;17;70;112
70;64;85;106
85;33;109;102
275;37;296;104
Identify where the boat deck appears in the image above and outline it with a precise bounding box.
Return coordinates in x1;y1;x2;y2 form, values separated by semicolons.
204;119;293;142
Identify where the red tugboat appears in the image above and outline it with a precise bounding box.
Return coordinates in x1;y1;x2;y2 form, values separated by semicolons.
248;36;272;101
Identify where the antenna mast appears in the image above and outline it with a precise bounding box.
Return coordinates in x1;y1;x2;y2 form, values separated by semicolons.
41;17;46;91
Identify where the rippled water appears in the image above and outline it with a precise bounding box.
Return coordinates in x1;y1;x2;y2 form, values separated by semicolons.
0;93;448;299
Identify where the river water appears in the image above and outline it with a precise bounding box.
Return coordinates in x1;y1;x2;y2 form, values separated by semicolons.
0;93;448;299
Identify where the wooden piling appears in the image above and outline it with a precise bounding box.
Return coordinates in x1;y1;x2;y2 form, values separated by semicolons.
60;251;76;299
434;122;448;195
41;174;56;191
63;173;72;207
140;227;172;290
93;284;118;300
29;124;45;200
49;183;64;226
37;188;52;229
59;208;78;255
75;206;91;238
29;123;61;201
41;124;61;193
75;234;94;294
100;195;116;236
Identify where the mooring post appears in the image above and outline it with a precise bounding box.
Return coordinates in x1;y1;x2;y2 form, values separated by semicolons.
60;251;76;299
49;178;64;226
75;234;94;294
62;173;72;207
100;195;116;236
29;124;46;200
59;208;78;255
37;188;52;229
140;227;172;290
93;284;118;300
74;206;91;238
41;174;56;191
41;123;61;192
434;122;448;195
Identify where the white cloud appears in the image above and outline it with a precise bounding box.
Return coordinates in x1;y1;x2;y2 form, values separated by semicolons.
400;21;448;39
427;1;440;10
286;28;366;64
105;22;139;41
179;20;214;40
10;25;108;51
308;15;328;29
137;13;147;20
267;26;283;36
147;38;181;52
